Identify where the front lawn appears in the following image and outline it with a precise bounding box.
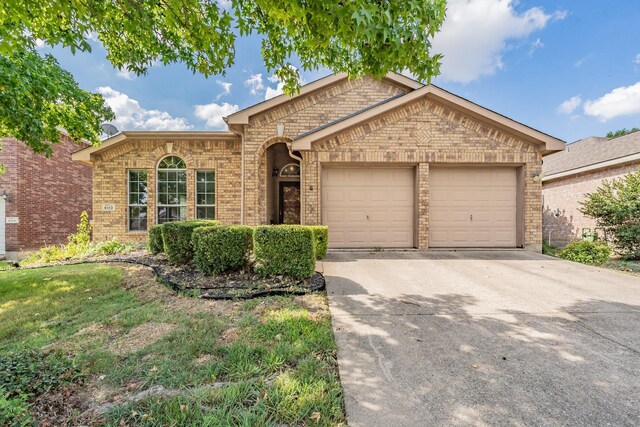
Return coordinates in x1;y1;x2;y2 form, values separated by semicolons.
0;264;345;425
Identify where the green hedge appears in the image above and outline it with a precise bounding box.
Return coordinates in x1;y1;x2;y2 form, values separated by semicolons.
161;220;219;264
559;239;611;265
148;224;164;255
253;225;316;279
193;225;253;275
309;226;329;259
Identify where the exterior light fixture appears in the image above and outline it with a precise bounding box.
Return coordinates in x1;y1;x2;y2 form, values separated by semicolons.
272;168;279;177
1;190;7;200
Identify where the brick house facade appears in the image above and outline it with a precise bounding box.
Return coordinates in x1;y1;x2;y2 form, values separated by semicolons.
542;133;640;246
0;134;93;258
74;73;565;251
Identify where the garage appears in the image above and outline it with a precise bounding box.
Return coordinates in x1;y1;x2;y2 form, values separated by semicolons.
321;167;415;248
429;167;518;248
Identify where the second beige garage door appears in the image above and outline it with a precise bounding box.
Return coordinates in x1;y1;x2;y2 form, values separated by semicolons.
322;167;414;248
429;167;517;248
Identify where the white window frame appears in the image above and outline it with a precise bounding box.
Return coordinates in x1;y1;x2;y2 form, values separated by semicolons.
156;156;187;224
127;169;148;232
195;169;216;220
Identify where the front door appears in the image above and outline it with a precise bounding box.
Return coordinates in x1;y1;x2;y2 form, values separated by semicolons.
279;182;300;224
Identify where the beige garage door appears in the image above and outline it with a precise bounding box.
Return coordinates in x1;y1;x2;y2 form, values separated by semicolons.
322;167;414;248
429;167;517;248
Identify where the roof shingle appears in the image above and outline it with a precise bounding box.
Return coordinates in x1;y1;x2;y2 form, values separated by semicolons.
542;131;640;176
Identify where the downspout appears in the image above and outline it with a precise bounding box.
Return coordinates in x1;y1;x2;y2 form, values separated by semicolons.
286;142;302;163
240;130;245;225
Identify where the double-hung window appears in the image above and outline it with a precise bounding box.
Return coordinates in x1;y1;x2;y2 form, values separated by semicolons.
196;170;215;219
157;156;187;223
128;170;148;231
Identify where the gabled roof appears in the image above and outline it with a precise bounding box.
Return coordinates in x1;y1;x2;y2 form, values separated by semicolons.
71;131;238;163
225;72;424;126
291;84;566;155
542;131;640;181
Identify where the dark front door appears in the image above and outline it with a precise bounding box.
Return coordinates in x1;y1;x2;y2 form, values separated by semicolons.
279;182;301;224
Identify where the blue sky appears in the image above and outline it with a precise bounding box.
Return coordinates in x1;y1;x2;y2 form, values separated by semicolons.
43;0;640;143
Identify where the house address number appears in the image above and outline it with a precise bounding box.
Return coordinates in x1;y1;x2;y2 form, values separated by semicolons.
6;217;19;224
101;203;116;212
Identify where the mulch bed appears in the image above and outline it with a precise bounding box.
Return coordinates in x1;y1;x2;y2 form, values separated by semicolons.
0;251;325;299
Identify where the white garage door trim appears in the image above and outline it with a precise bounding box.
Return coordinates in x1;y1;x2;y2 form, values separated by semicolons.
322;166;415;249
429;166;518;248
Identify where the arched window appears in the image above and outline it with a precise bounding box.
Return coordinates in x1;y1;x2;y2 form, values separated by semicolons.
280;163;300;177
157;155;187;223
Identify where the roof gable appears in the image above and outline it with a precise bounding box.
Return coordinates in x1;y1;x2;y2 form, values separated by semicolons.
225;72;423;126
291;84;565;155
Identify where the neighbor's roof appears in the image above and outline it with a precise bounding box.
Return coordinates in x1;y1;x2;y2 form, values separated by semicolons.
72;131;238;163
542;131;640;181
291;84;566;155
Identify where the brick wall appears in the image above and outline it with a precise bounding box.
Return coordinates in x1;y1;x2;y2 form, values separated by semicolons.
0;135;92;252
92;138;241;242
542;162;640;246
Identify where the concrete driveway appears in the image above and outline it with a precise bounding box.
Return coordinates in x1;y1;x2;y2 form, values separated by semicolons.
323;251;640;426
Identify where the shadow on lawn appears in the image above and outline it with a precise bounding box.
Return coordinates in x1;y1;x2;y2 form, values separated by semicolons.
327;287;640;426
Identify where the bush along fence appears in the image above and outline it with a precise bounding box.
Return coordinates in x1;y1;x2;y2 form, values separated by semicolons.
149;222;328;279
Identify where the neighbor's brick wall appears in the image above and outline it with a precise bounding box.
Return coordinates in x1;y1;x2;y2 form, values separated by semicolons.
542;162;640;246
300;98;543;250
0;135;92;252
91;139;241;243
242;76;408;225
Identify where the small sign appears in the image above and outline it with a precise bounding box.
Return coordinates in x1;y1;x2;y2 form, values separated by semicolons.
6;217;19;224
101;203;116;212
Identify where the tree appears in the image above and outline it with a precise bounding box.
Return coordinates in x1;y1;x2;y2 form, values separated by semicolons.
0;0;447;153
606;128;639;138
580;168;640;259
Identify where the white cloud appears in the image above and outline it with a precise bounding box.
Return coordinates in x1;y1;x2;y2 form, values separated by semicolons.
584;82;640;122
115;68;135;80
34;38;46;49
97;86;192;131
217;0;232;8
193;102;239;129
244;73;265;95
635;54;640;64
431;0;566;83
556;96;581;115
215;80;232;100
265;77;285;100
528;38;544;56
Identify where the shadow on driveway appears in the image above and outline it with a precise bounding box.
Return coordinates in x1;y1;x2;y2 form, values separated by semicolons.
325;251;640;426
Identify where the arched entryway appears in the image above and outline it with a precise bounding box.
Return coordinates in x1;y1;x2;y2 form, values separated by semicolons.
265;143;301;224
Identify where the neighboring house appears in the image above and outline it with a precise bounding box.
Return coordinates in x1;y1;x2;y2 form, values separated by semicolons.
73;73;564;251
0;133;93;259
542;131;640;246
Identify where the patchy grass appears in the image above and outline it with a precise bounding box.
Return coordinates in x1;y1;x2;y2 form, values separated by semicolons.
0;264;345;426
604;259;640;277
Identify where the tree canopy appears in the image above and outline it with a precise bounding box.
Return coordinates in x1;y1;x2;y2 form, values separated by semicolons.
0;0;447;154
606;128;639;139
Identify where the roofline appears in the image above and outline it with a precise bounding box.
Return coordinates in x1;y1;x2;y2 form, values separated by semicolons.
225;72;424;125
543;152;640;182
291;84;566;154
71;131;239;163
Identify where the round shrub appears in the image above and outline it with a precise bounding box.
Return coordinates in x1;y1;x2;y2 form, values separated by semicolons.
148;224;164;255
253;225;316;279
559;240;611;265
161;220;219;264
193;225;253;275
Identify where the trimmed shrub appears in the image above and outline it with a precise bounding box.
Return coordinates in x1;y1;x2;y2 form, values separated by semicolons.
559;239;611;265
193;225;254;275
148;224;164;254
309;226;329;259
161;220;219;264
253;225;316;279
